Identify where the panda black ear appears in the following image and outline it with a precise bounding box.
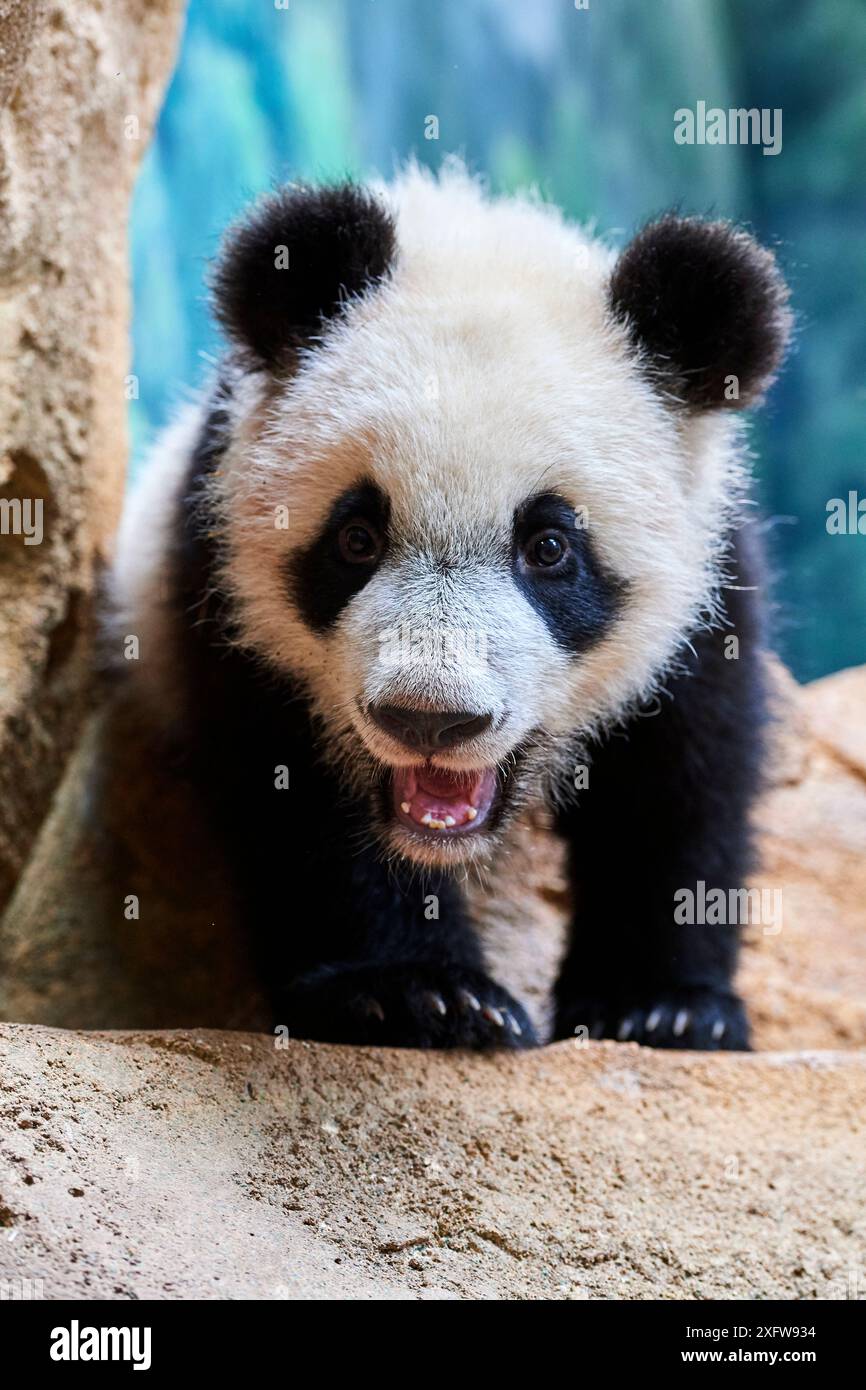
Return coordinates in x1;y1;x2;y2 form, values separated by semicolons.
608;215;792;410
211;182;397;369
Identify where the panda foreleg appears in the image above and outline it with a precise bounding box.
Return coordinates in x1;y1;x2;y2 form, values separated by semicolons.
247;838;538;1050
552;548;764;1051
200;710;538;1050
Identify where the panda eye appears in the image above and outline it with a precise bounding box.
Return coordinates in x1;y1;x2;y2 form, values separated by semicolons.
524;531;569;569
338;520;381;564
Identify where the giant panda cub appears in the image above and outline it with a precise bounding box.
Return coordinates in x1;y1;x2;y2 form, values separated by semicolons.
113;163;791;1052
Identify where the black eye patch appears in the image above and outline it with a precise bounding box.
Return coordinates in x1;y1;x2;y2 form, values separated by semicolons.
512;492;627;654
288;480;390;632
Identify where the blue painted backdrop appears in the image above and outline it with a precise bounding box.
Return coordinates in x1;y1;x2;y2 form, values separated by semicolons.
130;0;866;682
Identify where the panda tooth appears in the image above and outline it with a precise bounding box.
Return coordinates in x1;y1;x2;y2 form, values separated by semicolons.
421;812;432;825
444;816;456;827
429;818;446;830
400;801;411;814
466;807;477;821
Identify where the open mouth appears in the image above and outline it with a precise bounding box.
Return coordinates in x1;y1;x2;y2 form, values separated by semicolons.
392;764;498;838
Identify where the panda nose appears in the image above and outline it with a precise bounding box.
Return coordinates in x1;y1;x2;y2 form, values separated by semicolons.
368;704;494;754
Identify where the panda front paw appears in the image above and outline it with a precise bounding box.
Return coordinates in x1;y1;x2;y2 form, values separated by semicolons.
555;986;750;1051
283;961;538;1050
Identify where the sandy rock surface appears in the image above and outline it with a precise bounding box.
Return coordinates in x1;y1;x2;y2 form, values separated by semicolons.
0;0;183;910
1;1023;864;1302
0;664;864;1300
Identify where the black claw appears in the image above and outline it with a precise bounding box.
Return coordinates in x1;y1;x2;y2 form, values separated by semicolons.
285;963;539;1050
556;988;749;1051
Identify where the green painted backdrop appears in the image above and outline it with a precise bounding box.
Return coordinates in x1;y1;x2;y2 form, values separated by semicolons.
131;0;866;681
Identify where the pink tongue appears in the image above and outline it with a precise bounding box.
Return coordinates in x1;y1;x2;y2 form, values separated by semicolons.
394;766;493;830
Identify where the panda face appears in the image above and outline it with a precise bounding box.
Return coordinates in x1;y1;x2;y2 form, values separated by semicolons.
290;475;624;863
214;286;732;869
207;167;789;869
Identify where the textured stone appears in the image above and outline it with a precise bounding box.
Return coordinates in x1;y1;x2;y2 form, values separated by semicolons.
0;0;183;911
0;1022;864;1300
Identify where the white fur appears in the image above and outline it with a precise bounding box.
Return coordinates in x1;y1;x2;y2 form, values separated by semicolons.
111;403;203;713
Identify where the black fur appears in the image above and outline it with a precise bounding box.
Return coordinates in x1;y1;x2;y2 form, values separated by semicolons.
212;183;396;369
552;525;766;1050
512;492;626;653
288;480;390;633
609;215;791;409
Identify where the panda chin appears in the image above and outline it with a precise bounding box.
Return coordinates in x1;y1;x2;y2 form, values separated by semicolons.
392;764;498;838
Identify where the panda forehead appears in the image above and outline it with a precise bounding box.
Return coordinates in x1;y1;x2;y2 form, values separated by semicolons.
262;255;653;454
375;445;568;540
